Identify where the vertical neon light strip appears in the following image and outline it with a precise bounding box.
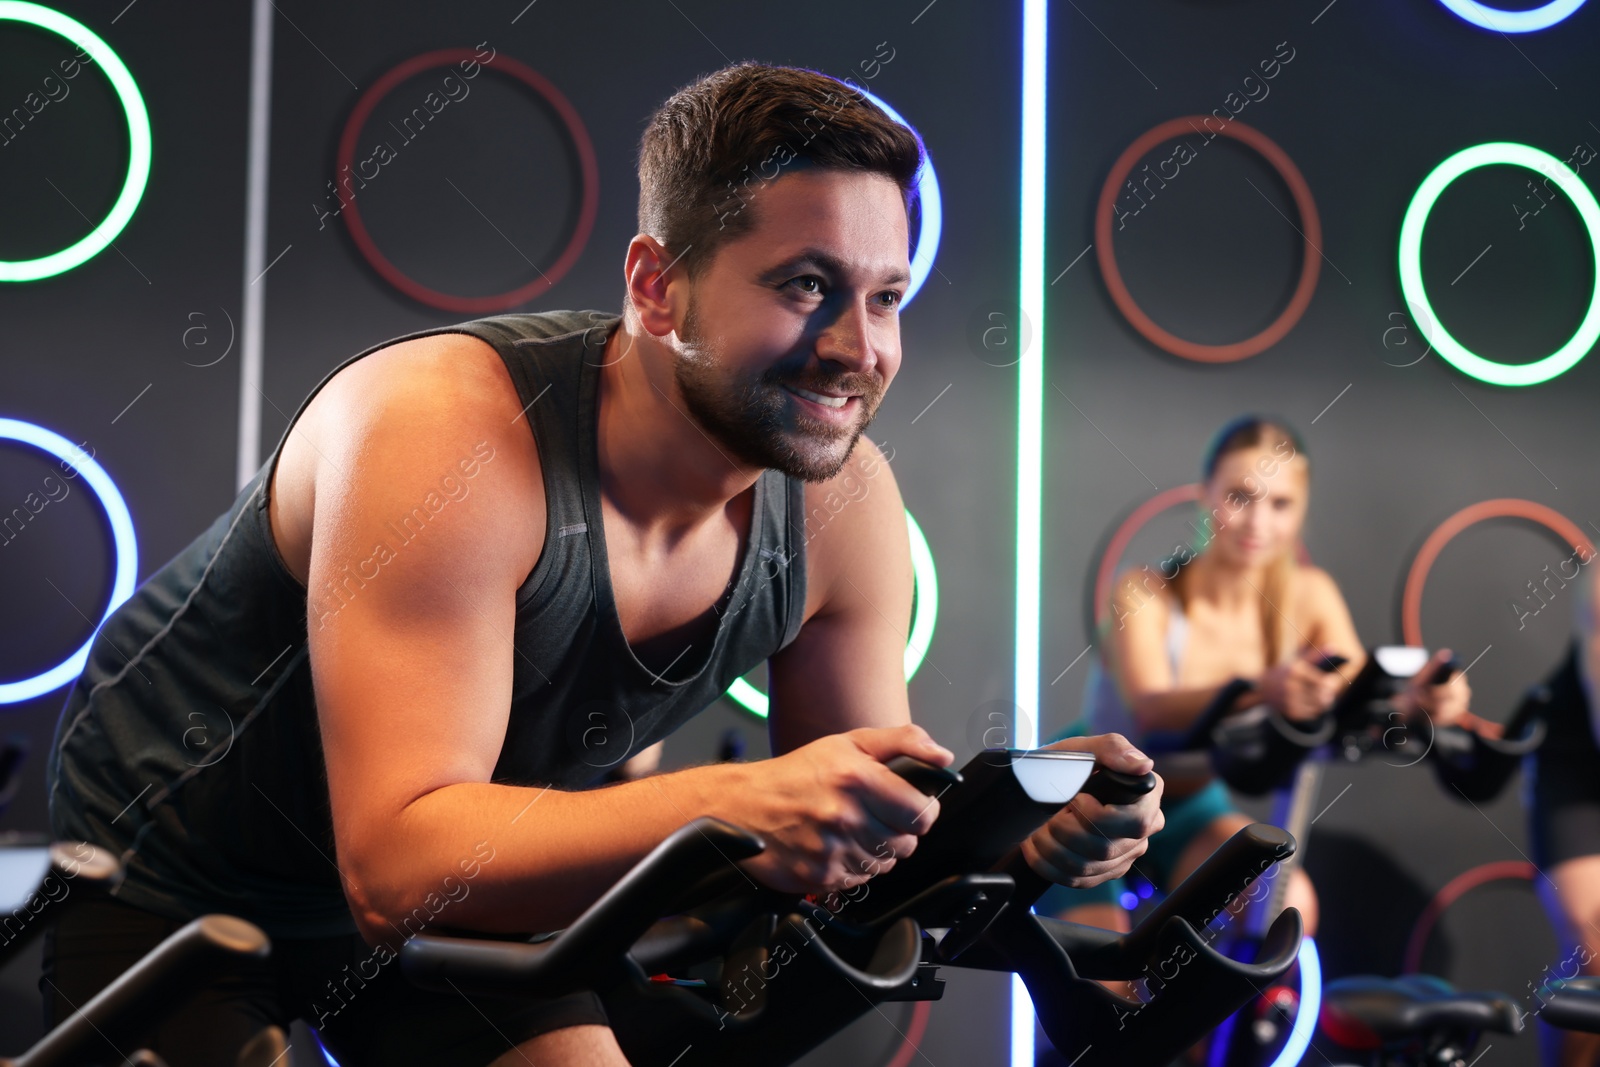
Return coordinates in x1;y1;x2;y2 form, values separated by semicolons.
1013;0;1048;1064
1015;4;1047;756
237;0;274;491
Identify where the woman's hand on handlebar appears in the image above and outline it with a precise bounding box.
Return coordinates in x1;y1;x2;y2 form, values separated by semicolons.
1257;646;1343;722
1021;733;1165;888
729;724;954;896
1396;648;1501;739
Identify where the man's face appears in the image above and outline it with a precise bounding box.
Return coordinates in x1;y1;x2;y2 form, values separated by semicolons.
671;166;910;483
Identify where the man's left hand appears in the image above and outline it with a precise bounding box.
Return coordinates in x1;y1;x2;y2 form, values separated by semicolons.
1020;733;1165;888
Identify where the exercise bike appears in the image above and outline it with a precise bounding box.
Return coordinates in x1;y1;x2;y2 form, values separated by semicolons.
1317;971;1600;1066
1314;652;1579;1067
0;835;288;1067
1118;645;1547;1067
398;746;1307;1066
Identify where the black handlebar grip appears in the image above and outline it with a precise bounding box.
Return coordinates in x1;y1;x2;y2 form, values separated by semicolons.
884;756;963;796
1315;653;1349;673
1061;823;1296;979
1126;824;1293;954
1079;767;1158;807
13;916;269;1067
0;841;123;976
51;841;121;887
1506;683;1553;740
1428;656;1462;686
234;1027;289;1067
1542;978;1600;1034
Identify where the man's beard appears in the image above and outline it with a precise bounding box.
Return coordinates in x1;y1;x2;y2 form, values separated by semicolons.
673;298;883;483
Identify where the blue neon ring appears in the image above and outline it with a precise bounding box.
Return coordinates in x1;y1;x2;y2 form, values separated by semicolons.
0;420;137;704
1438;0;1586;32
1268;936;1321;1067
853;86;942;309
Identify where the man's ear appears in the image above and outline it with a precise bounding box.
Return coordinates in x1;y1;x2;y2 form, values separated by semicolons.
625;234;687;339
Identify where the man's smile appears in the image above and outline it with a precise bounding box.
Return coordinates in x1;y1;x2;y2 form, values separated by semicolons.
782;384;861;424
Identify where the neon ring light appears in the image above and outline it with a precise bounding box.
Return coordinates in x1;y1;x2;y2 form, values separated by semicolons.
851;85;942;309
1402;498;1593;647
726;509;938;718
1438;0;1587;32
337;49;600;313
0;419;138;704
1275;937;1322;1067
1092;484;1309;629
0;2;152;283
1093;484;1200;628
1204;936;1322;1067
1095;117;1322;362
1401;861;1536;974
1399;142;1600;387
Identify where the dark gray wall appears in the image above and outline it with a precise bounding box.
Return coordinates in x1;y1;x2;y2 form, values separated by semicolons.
1;0;1596;1064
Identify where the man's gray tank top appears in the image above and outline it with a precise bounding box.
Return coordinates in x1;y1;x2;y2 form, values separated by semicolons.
45;310;808;938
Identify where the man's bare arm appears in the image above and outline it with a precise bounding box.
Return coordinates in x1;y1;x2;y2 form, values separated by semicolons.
305;340;753;945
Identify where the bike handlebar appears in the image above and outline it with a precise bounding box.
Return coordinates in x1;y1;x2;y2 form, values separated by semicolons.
0;840;121;975
401;818;763;999
958;822;1296;977
1057;823;1292;977
1541;977;1600;1034
1142;646;1548;802
5;916;269;1067
400;752;1299;1067
401;753;1158;999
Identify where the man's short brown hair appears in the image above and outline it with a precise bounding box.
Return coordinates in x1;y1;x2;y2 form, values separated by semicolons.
637;62;925;281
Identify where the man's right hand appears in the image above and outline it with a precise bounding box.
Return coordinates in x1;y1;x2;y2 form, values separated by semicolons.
722;724;953;895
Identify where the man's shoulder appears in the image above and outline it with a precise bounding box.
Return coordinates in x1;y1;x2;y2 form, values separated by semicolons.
346;309;620;377
309;322;549;489
328;306;608;403
457;308;621;348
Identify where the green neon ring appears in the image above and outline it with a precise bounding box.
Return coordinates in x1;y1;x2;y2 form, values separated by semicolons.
1398;141;1600;386
0;2;152;282
726;508;939;719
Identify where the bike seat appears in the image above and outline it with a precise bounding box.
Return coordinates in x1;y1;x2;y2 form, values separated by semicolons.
1542;976;1600;1033
1320;975;1522;1050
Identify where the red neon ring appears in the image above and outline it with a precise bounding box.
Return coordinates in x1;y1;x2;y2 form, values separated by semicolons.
1402;860;1536;975
882;1000;932;1067
1092;483;1312;629
336;49;599;313
1094;484;1202;628
1401;499;1595;647
1094;117;1322;363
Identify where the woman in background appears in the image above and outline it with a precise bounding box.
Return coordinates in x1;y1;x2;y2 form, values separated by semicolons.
1039;415;1476;944
1529;559;1600;1066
